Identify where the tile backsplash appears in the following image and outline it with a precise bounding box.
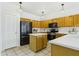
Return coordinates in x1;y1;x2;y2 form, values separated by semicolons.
32;28;51;33
58;27;79;33
32;27;79;33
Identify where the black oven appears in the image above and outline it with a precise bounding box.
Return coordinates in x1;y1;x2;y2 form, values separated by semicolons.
48;33;56;40
48;22;58;40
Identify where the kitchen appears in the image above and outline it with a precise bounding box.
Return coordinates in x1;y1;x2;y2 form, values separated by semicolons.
0;2;79;56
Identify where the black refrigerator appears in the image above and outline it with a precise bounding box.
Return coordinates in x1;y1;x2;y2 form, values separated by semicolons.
20;21;32;46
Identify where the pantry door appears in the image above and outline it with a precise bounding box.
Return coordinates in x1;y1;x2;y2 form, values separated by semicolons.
4;14;20;49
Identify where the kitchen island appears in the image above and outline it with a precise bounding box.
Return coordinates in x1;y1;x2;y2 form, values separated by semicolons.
49;33;79;56
29;33;48;52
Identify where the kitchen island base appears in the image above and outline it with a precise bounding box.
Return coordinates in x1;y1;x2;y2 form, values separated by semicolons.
29;33;48;52
51;44;79;56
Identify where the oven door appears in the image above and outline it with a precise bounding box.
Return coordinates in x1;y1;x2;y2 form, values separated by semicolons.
48;33;56;40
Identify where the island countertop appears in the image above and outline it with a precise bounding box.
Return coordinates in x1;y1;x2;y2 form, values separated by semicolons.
29;33;47;36
49;33;79;51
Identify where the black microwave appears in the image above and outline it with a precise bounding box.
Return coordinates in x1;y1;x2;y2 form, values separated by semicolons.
49;23;58;28
49;23;58;32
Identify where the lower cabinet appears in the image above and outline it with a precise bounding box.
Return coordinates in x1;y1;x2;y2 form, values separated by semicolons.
29;35;48;52
42;35;48;48
36;36;43;51
51;44;79;56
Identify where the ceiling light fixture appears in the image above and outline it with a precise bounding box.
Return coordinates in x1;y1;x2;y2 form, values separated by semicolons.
19;2;22;9
41;11;45;16
40;10;46;19
61;3;64;11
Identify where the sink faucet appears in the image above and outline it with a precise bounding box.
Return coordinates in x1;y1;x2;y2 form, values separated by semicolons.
68;27;77;34
72;27;75;32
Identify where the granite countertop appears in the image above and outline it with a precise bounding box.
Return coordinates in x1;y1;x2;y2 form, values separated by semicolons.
49;33;79;51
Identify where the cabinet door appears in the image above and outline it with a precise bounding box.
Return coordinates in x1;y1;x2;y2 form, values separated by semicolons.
32;20;35;28
74;14;79;27
43;35;48;48
30;36;37;51
52;19;58;23
4;15;19;49
36;36;43;51
37;21;41;28
57;17;65;27
32;20;40;28
40;21;48;28
64;16;74;27
52;18;59;27
20;18;31;22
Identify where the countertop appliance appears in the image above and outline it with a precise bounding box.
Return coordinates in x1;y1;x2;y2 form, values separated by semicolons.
48;22;58;40
20;21;32;46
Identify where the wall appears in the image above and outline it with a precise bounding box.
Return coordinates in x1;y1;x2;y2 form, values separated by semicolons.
32;28;50;33
58;27;79;34
1;2;20;51
0;2;41;51
0;3;2;55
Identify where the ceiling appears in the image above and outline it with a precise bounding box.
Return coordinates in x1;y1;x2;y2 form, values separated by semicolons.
20;2;79;16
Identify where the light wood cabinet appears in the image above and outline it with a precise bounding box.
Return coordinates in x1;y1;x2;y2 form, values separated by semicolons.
51;44;79;56
57;17;65;27
51;16;74;27
49;14;79;27
21;14;79;28
32;20;40;28
20;18;31;22
73;14;79;27
64;16;74;27
36;36;43;51
40;20;48;28
52;18;63;27
29;34;48;52
42;35;48;48
30;35;37;52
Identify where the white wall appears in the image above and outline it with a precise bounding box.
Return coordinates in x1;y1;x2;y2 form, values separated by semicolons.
59;27;79;34
1;2;20;51
0;3;2;56
1;2;41;51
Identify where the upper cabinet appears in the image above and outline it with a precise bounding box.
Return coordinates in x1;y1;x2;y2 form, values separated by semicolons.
20;18;31;22
64;16;74;27
39;19;53;28
58;17;65;27
53;17;65;27
40;20;48;28
52;16;75;27
21;14;79;28
32;20;40;28
73;14;79;27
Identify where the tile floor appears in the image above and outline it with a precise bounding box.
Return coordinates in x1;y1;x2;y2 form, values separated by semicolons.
1;43;51;56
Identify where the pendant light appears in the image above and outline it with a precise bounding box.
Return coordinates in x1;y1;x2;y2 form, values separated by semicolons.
19;2;22;20
40;10;46;20
19;2;22;9
61;3;64;11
